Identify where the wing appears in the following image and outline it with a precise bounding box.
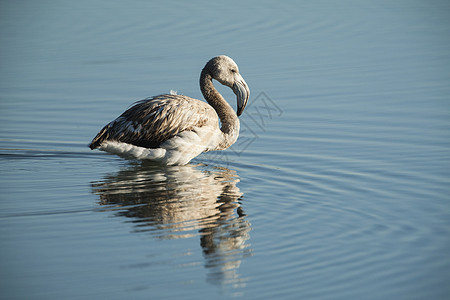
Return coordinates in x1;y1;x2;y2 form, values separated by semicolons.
89;94;216;149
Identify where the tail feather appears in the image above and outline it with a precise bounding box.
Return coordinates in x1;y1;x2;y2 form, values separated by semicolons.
88;125;110;150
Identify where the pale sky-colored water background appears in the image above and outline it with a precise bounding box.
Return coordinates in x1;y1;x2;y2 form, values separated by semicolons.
1;0;449;299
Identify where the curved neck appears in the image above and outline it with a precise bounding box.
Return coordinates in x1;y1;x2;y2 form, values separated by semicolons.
200;69;239;150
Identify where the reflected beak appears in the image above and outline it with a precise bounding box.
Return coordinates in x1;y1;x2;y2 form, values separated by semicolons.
233;74;250;117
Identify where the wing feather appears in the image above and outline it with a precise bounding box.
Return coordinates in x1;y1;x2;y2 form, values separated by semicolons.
89;94;216;149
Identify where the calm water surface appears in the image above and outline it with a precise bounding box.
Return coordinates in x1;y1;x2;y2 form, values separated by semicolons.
1;0;450;299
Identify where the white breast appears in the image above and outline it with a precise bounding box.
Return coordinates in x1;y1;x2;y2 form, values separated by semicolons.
100;124;221;165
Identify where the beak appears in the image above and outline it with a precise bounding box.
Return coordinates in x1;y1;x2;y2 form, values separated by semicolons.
232;74;250;117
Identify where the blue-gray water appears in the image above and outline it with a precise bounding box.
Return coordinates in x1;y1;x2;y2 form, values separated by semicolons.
1;0;449;299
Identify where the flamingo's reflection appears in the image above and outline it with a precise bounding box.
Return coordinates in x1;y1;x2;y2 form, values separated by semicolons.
91;162;252;286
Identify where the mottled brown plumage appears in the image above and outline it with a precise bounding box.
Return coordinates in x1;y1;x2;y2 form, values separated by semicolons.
89;94;215;149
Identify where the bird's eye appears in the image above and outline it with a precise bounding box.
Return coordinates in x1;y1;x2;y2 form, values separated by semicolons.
231;69;237;73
